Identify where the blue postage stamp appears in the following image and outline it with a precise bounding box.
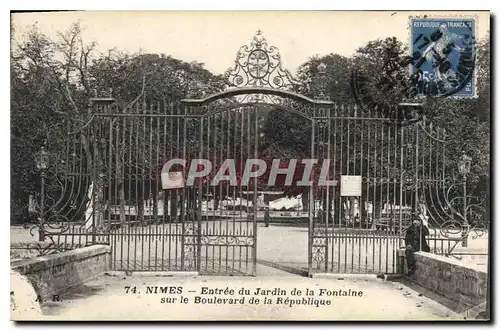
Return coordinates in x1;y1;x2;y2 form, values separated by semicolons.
410;17;477;98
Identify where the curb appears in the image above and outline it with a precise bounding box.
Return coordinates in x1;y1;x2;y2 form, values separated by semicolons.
104;271;199;277
257;260;309;277
380;273;405;281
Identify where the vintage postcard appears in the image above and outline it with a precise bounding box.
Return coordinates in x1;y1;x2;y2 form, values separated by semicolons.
10;10;490;321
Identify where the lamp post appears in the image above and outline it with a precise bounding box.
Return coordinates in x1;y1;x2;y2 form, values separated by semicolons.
397;102;423;126
458;151;472;247
317;62;327;75
316;62;328;100
35;145;49;241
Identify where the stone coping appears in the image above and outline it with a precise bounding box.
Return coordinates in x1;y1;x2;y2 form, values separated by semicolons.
397;249;487;274
11;245;111;274
10;241;42;248
415;251;487;274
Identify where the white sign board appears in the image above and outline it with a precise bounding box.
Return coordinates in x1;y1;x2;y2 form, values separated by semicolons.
340;175;362;196
161;171;185;190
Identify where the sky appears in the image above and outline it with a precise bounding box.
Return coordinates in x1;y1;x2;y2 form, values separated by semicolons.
11;11;490;76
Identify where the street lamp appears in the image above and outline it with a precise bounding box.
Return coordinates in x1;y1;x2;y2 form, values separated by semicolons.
90;88;115;105
458;151;472;247
315;62;328;100
317;62;327;75
458;152;472;176
397;102;423;125
35;146;49;241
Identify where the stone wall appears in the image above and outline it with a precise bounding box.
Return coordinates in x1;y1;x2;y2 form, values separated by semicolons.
398;250;488;308
11;245;111;299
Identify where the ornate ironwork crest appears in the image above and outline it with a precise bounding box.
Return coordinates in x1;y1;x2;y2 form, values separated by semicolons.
225;30;301;90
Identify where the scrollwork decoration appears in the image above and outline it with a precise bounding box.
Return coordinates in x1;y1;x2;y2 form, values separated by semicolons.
182;222;198;269
312;245;326;269
26;236;86;256
417;177;487;249
200;236;254;246
315;119;329;129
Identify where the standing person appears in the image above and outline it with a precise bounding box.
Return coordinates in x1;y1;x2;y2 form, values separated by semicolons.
264;209;270;227
353;213;360;228
404;212;431;276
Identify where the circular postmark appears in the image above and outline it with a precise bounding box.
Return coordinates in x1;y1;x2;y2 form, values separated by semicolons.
350;39;417;121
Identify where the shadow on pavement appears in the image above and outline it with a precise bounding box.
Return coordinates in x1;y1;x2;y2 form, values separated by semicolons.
396;277;488;320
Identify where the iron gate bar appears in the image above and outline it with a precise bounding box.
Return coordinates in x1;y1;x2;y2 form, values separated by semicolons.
252;105;259;276
325;107;331;272
308;117;315;275
198;115;204;273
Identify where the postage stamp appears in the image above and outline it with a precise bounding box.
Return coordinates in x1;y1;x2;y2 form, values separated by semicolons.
409;17;477;98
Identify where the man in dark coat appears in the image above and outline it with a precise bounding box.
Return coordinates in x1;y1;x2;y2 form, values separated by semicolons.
264;210;270;227
405;213;431;276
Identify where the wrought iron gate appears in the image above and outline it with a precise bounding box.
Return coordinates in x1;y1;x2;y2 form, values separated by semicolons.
29;31;484;276
309;105;446;275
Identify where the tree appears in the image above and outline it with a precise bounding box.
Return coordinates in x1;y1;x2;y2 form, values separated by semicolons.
13;22;110;228
295;54;353;101
11;23;228;226
11;25;82;225
351;37;415;118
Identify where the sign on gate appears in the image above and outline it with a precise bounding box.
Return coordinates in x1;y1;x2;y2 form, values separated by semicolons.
340;175;362;196
161;171;185;189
